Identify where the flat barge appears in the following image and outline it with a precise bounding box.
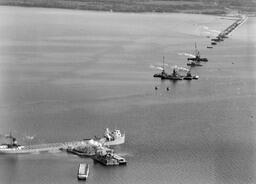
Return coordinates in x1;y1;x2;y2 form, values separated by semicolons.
77;163;89;180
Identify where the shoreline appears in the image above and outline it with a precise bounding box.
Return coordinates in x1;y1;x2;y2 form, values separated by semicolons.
0;3;255;16
0;5;223;16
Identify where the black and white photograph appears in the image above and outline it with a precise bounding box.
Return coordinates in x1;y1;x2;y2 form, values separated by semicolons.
0;0;255;183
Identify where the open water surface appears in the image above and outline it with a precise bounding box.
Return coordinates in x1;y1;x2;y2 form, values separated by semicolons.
0;6;255;184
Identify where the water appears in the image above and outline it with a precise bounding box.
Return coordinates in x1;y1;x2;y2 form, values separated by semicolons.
0;6;255;184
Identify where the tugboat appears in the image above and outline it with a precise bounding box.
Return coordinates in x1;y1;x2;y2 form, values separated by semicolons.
153;56;168;79
187;43;208;62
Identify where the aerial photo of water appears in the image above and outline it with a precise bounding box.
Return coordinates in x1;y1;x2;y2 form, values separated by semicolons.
0;6;255;184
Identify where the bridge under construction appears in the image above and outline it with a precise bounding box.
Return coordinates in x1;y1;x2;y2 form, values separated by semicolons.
0;140;91;154
0;128;125;154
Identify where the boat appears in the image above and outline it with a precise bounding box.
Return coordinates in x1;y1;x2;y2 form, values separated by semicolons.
77;163;89;180
0;132;26;154
153;70;168;79
153;57;183;81
187;61;202;67
207;46;213;49
65;129;126;157
211;37;223;42
211;42;217;45
153;56;168;79
155;68;182;81
99;128;125;146
92;148;127;166
183;71;199;80
187;43;208;62
164;69;183;80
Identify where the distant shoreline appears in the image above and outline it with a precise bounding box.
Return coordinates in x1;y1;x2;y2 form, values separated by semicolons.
0;0;255;16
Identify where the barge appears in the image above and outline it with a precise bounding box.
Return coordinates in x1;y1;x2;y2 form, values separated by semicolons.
93;148;127;166
77;163;89;180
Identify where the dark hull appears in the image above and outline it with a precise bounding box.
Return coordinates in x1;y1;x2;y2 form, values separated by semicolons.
153;73;168;79
92;155;127;166
183;75;199;80
183;77;193;80
211;38;223;42
162;76;182;80
188;58;208;62
187;63;202;67
154;74;182;80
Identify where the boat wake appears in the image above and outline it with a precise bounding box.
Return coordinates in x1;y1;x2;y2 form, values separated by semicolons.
196;25;221;37
150;63;189;73
116;152;134;157
178;52;196;58
150;64;164;71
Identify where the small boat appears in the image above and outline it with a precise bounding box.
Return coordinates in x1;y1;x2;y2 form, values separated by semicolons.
187;61;202;67
77;163;89;180
207;46;213;49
